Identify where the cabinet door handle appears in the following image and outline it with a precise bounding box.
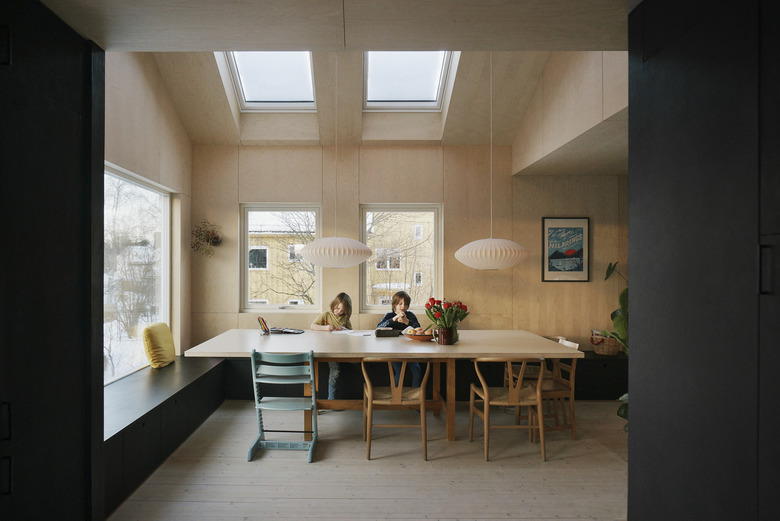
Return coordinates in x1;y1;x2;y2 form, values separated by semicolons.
760;245;773;295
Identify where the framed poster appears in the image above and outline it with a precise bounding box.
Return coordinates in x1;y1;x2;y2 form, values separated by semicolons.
542;217;589;282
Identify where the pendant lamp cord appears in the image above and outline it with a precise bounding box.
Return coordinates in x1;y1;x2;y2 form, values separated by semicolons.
334;54;339;236
489;52;494;239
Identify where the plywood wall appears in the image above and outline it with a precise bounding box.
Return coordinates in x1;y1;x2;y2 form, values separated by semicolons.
190;142;627;348
105;52;194;352
512;174;628;347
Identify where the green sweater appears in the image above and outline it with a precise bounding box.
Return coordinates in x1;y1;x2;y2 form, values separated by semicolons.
314;310;352;330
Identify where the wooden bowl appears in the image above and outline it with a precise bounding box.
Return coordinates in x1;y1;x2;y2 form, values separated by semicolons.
403;332;434;342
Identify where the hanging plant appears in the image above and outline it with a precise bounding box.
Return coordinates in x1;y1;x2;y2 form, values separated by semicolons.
191;219;222;256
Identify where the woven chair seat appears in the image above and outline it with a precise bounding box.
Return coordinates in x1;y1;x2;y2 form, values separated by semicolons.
539;379;570;392
371;386;424;404
472;384;537;406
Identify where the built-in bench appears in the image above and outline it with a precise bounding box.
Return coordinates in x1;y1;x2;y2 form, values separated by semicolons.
103;356;225;517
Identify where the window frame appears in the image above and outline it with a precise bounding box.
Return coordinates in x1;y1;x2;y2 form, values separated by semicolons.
363;51;457;112
287;243;304;263
360;203;442;313
248;245;269;270
414;224;424;239
226;51;317;113
103;163;171;385
240;203;321;312
374;247;402;271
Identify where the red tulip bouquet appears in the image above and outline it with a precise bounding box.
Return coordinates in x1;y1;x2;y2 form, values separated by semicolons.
424;298;469;329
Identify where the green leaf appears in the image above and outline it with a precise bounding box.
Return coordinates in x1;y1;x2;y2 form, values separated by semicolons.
605;262;618;281
619;287;629;311
612;312;628;344
617;402;628;420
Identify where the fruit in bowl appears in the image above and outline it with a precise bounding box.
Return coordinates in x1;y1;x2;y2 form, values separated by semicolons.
403;327;435;341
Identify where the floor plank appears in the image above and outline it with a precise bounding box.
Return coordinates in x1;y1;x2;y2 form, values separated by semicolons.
108;400;627;521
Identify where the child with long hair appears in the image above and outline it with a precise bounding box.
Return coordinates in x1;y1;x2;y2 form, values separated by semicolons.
311;292;352;400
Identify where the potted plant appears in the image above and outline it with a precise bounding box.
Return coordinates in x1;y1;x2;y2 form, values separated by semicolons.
603;261;628;432
191;219;222;256
602;261;628;352
424;298;469;345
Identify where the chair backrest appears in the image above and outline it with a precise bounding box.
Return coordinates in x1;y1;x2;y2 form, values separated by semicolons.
558;339;580;350
473;358;545;403
552;339;580;385
361;358;431;405
250;350;315;387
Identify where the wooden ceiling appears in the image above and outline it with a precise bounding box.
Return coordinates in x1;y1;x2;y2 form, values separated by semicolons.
41;0;629;173
41;1;627;52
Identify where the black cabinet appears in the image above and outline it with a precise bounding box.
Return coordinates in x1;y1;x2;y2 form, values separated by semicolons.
576;351;628;400
761;1;780;235
188;366;225;430
123;412;162;496
103;359;225;517
103;435;124;515
160;392;190;458
759;234;780;520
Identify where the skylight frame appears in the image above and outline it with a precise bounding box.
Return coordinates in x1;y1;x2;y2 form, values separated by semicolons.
226;51;317;113
363;51;455;112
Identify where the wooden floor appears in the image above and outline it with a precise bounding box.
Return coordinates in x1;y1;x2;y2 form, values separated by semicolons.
108;400;627;521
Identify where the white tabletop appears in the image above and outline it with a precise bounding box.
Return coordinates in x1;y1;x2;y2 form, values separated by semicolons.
184;329;584;359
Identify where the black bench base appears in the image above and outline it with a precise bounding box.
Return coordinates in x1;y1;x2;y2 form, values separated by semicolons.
103;357;225;517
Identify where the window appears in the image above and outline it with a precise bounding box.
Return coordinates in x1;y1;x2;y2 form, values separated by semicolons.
241;205;319;310
103;168;170;385
414;224;423;239
288;244;304;262
364;51;457;111
249;246;269;270
375;248;402;271
227;51;316;112
361;204;442;311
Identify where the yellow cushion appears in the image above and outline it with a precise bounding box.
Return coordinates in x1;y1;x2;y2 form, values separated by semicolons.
142;323;176;369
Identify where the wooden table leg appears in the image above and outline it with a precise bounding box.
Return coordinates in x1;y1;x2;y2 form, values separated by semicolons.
432;360;441;417
446;358;456;441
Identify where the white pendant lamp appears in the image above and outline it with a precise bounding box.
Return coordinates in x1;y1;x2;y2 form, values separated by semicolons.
455;53;529;270
300;54;371;268
299;236;371;268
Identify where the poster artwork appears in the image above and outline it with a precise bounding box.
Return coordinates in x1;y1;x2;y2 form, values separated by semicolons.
547;227;584;273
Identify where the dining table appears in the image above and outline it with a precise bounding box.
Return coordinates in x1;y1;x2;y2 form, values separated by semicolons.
184;328;583;441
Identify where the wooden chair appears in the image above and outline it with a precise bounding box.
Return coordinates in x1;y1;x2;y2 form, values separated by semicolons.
504;338;580;439
361;358;431;460
537;339;580;439
469;358;546;461
504;336;565;386
248;350;318;463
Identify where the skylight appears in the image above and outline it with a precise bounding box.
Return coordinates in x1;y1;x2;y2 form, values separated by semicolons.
364;51;454;111
228;51;315;112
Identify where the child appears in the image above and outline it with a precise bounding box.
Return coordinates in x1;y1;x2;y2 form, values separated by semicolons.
311;292;352;400
376;291;423;387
